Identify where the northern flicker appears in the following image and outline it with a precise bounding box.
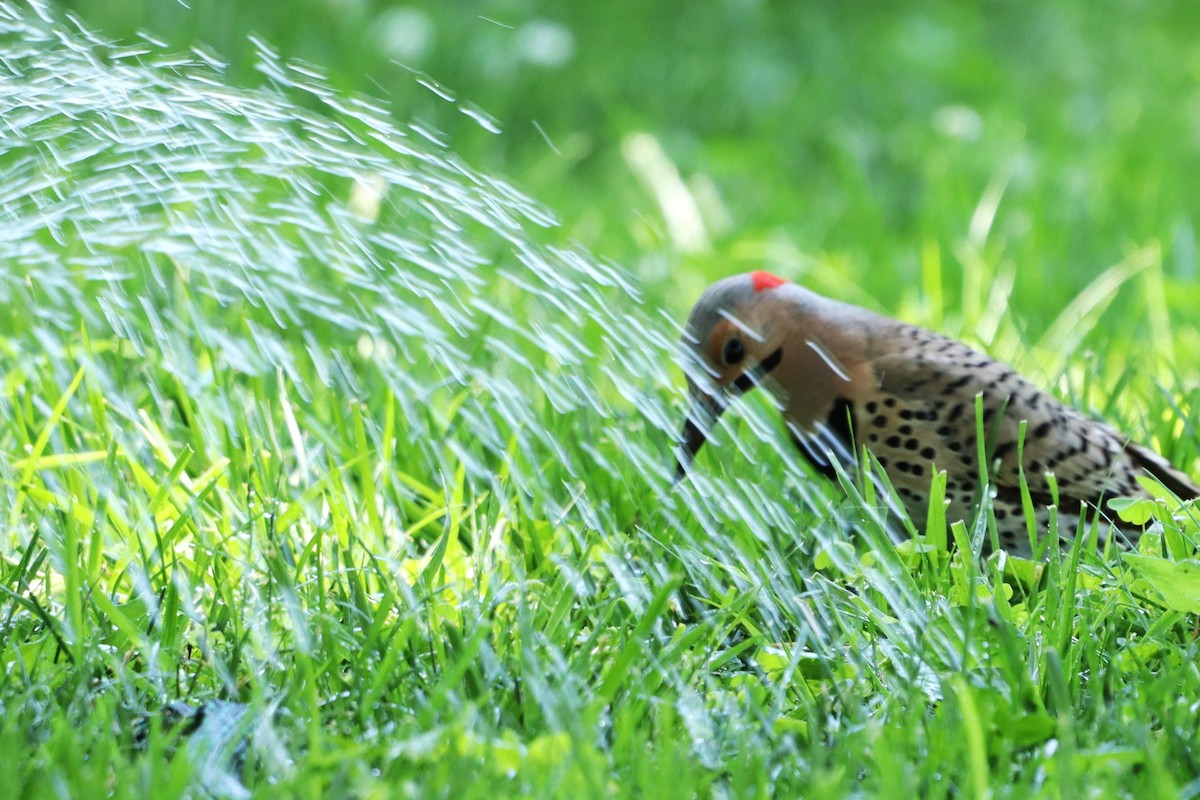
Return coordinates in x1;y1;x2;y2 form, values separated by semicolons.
675;271;1199;557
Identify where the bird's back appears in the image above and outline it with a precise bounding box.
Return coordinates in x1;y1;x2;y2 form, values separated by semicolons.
846;319;1198;554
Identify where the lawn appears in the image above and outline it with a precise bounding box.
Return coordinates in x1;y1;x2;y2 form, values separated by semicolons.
4;0;1200;796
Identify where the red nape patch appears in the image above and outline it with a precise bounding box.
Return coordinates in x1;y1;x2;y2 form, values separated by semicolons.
751;271;786;292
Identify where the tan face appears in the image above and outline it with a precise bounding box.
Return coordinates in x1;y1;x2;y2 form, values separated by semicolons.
676;300;784;481
699;317;753;387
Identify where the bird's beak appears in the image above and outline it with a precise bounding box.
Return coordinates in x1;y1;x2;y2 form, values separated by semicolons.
672;345;783;483
674;388;726;483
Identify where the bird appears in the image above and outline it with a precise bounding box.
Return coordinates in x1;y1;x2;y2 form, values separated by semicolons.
675;270;1199;557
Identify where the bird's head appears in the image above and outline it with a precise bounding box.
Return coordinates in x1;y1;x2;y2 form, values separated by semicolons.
675;271;790;479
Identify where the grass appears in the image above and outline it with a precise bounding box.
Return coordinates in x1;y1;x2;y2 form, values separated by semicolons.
3;0;1200;797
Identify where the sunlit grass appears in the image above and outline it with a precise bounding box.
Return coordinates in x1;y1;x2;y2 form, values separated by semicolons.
3;1;1200;797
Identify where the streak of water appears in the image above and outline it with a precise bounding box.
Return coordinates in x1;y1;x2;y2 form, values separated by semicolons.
0;0;984;773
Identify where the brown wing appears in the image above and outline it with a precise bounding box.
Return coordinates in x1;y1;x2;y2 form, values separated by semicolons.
866;323;1198;513
1121;440;1200;500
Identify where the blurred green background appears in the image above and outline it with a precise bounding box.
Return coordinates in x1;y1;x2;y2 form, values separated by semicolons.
8;5;1200;793
61;0;1200;332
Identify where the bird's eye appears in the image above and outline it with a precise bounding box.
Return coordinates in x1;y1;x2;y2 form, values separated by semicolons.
722;337;745;366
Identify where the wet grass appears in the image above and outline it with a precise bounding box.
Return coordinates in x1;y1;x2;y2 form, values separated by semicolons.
3;1;1200;797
